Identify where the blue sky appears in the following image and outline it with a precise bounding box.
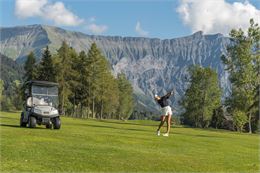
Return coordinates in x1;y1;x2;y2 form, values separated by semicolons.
1;0;260;39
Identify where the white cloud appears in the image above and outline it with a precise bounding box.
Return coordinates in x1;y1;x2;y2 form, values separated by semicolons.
15;0;47;18
135;21;149;37
43;2;84;26
15;0;84;26
177;0;260;35
86;23;108;34
85;17;108;34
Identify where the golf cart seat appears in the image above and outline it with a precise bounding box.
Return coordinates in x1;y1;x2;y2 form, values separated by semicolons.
27;97;33;107
27;97;48;107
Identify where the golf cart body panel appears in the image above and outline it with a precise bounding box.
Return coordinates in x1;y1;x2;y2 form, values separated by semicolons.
20;80;61;129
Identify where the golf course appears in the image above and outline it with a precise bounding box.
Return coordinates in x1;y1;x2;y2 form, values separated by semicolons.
0;111;259;173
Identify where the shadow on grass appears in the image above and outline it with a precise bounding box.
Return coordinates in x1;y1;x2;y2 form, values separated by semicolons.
192;127;234;133
98;120;186;128
99;120;156;127
173;132;226;138
0;123;47;130
76;123;152;133
0;124;21;128
0;116;19;120
0;110;20;113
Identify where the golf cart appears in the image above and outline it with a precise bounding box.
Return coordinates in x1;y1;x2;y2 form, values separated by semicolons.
20;80;61;129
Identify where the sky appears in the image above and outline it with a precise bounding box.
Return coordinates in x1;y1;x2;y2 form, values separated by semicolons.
0;0;260;39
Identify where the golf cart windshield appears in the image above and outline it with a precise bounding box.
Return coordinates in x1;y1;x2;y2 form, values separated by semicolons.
31;85;58;108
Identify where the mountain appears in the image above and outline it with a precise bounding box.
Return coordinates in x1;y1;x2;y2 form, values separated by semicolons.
0;53;24;88
0;24;231;113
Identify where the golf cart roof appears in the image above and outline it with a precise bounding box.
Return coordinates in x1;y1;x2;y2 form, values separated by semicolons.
26;80;59;87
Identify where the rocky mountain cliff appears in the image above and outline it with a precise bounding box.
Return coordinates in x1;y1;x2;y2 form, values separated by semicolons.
0;25;231;113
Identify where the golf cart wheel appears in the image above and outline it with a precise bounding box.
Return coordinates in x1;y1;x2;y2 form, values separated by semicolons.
20;112;27;127
28;116;36;128
53;117;61;129
46;124;52;129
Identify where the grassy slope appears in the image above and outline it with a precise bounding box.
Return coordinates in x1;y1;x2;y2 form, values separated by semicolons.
0;111;259;173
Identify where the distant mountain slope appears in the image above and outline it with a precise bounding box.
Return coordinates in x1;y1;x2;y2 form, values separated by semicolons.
0;53;24;88
0;25;50;62
0;25;231;113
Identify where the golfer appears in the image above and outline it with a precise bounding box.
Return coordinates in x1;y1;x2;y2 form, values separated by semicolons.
154;90;174;137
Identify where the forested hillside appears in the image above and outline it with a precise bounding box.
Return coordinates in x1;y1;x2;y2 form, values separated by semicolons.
0;53;24;110
0;53;24;86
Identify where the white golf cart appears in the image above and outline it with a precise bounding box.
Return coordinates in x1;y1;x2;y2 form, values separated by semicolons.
20;80;61;129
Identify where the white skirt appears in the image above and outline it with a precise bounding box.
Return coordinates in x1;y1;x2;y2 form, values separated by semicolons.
161;106;172;116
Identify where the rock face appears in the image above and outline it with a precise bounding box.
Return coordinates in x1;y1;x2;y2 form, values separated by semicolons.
0;25;231;113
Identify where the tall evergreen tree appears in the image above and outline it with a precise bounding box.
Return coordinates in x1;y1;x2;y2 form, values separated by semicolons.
24;52;37;82
102;75;119;119
86;43;105;118
76;51;90;118
221;19;260;133
55;41;72;114
181;66;221;128
67;47;82;117
37;46;56;82
95;53;115;119
117;73;134;120
0;80;4;110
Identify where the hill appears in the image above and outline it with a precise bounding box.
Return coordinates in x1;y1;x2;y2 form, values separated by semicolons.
0;53;24;87
0;111;259;172
0;25;232;113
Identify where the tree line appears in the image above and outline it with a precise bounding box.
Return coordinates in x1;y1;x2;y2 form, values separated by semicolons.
0;19;258;132
181;19;259;133
22;42;134;119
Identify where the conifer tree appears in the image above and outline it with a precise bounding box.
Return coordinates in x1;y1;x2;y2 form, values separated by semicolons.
67;47;80;116
76;51;90;117
102;75;119;119
56;41;72;114
86;43;104;118
0;80;4;108
37;46;56;82
181;66;221;128
24;52;37;82
117;73;134;120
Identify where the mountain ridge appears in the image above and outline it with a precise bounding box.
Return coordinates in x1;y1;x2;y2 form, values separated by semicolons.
1;24;224;40
0;24;231;114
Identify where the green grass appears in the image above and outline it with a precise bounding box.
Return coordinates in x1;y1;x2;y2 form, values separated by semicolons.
0;111;259;173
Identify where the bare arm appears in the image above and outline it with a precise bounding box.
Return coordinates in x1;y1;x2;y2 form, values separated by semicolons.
162;90;174;99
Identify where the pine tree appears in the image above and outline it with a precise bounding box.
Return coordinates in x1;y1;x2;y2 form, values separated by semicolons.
37;46;56;82
0;80;4;109
86;43;104;118
211;106;225;129
22;52;38;102
67;47;80;116
76;51;90;118
102;75;119;119
24;52;37;82
181;66;221;128
55;41;72;114
96;54;114;119
117;73;134;120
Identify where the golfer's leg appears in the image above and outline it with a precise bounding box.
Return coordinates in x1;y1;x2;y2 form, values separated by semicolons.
157;116;165;131
166;114;172;134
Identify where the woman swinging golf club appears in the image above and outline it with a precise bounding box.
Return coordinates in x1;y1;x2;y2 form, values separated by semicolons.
154;90;174;137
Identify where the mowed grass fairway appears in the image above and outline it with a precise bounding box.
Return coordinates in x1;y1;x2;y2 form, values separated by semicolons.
0;111;259;173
